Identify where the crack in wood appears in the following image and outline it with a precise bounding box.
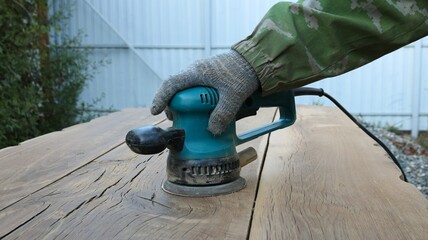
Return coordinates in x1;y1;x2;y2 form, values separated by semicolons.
76;170;90;177
53;195;111;237
93;170;106;183
49;218;61;228
130;167;146;183
84;197;109;216
86;195;98;205
123;188;132;197
0;204;51;239
107;199;123;210
137;195;171;209
98;177;123;199
0;142;125;213
63;201;85;219
136;156;153;169
246;108;278;240
38;190;61;201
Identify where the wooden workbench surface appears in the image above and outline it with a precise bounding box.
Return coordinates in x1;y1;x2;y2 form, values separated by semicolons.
0;106;427;240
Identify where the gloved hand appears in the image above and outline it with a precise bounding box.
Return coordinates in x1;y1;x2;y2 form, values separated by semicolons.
151;50;260;135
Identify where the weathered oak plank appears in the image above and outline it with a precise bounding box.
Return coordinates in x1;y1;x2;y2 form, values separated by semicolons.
0;109;163;212
0;108;276;239
3;106;426;240
249;106;428;240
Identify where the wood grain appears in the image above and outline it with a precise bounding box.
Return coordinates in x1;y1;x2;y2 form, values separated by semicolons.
0;108;276;239
0;109;164;216
249;106;428;240
2;106;427;240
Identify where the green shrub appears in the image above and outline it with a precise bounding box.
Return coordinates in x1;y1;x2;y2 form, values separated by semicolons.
0;1;101;148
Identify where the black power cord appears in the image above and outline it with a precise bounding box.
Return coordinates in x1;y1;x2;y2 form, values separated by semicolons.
294;87;408;182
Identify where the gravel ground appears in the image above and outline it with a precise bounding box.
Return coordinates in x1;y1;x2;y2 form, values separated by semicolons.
362;122;428;199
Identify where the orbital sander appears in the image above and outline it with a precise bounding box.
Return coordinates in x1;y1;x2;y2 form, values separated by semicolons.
126;87;296;197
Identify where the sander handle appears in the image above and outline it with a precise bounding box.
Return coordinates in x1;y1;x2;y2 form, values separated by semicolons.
125;126;185;154
235;90;296;145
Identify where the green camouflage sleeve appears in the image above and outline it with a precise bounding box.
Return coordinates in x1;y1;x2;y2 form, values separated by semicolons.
232;0;428;94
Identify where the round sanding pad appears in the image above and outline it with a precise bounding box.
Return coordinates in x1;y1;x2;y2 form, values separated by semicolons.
162;177;246;197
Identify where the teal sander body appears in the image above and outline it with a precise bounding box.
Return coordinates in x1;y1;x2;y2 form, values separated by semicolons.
126;87;296;197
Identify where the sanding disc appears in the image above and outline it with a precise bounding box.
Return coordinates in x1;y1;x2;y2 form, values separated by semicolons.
162;177;246;197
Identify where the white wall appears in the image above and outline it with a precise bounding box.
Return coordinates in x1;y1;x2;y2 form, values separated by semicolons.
56;0;427;133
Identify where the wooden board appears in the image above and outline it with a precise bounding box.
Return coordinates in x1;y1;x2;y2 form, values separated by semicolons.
1;106;427;240
249;106;428;240
0;109;164;211
0;108;276;239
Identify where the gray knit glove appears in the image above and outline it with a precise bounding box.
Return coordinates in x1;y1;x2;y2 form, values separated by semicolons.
151;50;260;135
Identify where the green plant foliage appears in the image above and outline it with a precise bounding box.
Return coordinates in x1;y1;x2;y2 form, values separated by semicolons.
384;122;402;135
417;132;428;151
0;1;103;148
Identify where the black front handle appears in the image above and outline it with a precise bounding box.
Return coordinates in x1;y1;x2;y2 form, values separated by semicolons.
126;126;185;154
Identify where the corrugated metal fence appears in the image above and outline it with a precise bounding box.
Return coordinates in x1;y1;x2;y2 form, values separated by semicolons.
54;0;428;136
